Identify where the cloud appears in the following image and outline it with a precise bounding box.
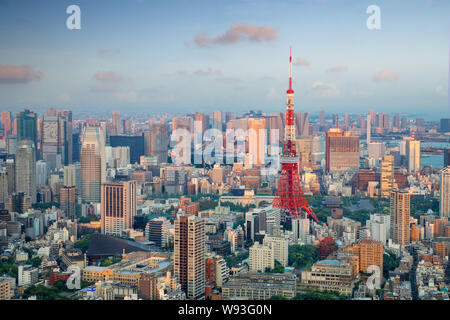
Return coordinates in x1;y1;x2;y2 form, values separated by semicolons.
372;70;398;82
0;64;42;84
311;81;340;97
194;23;278;47
91;71;124;91
173;68;240;82
293;57;311;67
326;66;348;73
193;68;223;77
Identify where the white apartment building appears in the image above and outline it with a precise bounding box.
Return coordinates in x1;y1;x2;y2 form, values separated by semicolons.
249;242;274;272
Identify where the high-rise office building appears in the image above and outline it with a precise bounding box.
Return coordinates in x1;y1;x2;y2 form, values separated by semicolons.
112;111;121;135
15;140;36;203
81;126;105;203
292;218;310;243
393;114;400;129
16;109;38;147
35;160;48;188
366;112;371;144
195;112;209;135
211;110;223;131
440;166;450;218
390;190;410;245
56;110;73;165
0;169;8;203
174;214;205;299
145;217;170;248
109;135;144;164
295;136;312;169
5;159;15;196
319;110;325;128
1;111;11;138
60;186;77;219
144;124;169;164
325;128;359;173
295;112;309;137
380;155;394;197
440;118;450;133
248;118;266;167
406;138;420;172
101;181;137;236
366;213;390;244
444;149;450;167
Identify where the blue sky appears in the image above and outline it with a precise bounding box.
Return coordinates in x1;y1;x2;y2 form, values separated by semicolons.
0;0;449;119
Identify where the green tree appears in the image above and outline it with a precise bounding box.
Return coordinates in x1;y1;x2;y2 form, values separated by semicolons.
74;233;95;253
29;256;41;268
288;244;318;269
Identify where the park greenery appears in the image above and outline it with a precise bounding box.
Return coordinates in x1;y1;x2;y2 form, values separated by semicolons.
264;260;285;273
77;215;100;224
383;250;401;279
0;257;18;278
199;199;218;211
74;233;95;253
22;280;74;300
225;252;249;268
288;244;319;269
220;201;255;213
99;256;122;267
32;202;60;211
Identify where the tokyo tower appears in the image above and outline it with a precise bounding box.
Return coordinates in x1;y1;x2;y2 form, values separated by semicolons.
272;48;319;223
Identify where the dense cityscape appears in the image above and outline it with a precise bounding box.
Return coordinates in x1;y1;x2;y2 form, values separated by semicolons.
0;56;449;300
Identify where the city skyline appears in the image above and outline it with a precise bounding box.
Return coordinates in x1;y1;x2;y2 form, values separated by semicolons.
0;0;449;118
0;0;449;305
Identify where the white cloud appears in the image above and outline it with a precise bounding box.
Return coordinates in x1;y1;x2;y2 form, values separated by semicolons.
311;81;340;97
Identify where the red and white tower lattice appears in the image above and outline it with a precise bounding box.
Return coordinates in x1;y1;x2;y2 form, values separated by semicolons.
272;48;319;222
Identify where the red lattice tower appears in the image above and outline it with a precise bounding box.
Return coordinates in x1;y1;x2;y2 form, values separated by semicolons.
272;48;319;222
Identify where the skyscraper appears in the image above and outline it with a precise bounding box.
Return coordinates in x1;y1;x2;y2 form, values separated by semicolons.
5;159;15;196
390;190;410;246
174;214;205;299
16;109;38;147
406;138;420;172
15;140;36;203
144;124;169;164
325;129;360;173
60;186;77;219
101;181;137;236
380;155;394;198
248;118;266;167
110;135;144;164
1;111;11;137
295;112;309;137
319;110;325;128
81;126;105;203
440;166;450;218
211;110;223;131
112;111;121;136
